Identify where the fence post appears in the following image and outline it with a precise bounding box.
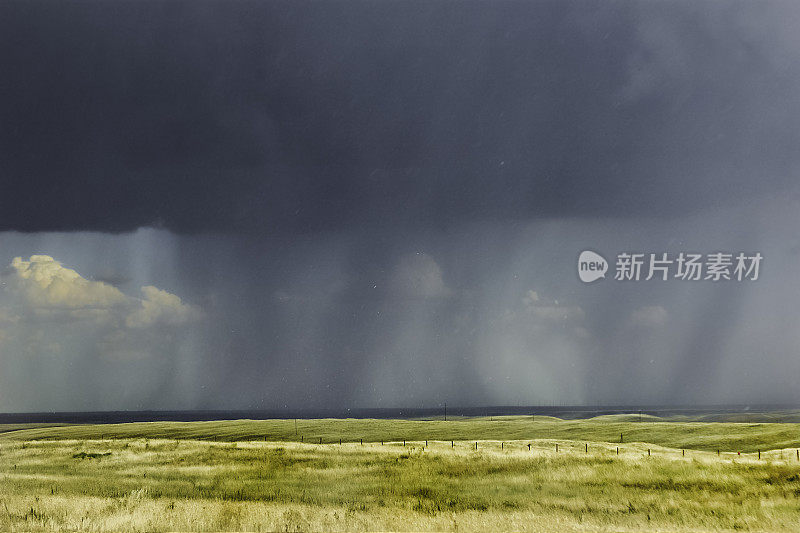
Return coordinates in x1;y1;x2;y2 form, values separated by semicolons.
585;443;588;453
556;443;558;452
527;443;531;451
758;450;761;460
501;442;504;450
648;449;651;456
616;447;619;455
682;449;684;457
319;437;322;444
475;442;478;450
451;440;454;448
361;438;363;445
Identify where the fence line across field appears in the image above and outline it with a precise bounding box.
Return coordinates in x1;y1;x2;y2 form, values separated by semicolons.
246;436;800;462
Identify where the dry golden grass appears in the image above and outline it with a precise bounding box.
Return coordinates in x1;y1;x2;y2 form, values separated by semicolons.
1;429;800;532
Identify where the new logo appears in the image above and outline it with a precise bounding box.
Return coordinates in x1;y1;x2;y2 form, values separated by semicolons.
578;250;608;283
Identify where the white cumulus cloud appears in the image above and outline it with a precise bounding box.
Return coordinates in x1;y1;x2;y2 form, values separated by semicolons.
10;255;126;311
126;285;201;328
1;255;202;362
5;255;201;330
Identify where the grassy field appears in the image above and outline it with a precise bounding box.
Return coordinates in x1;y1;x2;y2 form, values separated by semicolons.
1;415;799;531
4;413;800;453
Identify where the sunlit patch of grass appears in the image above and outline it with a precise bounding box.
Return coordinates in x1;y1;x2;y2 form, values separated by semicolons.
4;413;800;453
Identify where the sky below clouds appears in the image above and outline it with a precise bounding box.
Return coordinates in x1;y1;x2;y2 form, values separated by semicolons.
1;0;799;411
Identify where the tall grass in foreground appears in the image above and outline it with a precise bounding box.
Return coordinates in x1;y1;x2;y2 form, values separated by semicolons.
1;436;799;532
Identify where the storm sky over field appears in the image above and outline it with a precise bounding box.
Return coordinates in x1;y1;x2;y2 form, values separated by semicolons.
1;0;800;411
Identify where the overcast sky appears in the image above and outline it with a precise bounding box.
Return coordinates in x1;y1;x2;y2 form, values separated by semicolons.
1;0;799;412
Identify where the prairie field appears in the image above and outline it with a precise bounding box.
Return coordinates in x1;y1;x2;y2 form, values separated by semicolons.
1;415;800;532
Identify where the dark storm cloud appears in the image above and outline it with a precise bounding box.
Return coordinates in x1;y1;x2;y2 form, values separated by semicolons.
2;1;800;413
2;1;799;234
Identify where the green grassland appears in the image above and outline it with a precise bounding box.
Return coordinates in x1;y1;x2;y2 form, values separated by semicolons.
4;413;800;453
0;424;66;435
1;415;799;531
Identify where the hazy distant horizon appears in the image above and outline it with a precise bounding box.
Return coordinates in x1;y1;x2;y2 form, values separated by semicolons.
3;404;800;426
